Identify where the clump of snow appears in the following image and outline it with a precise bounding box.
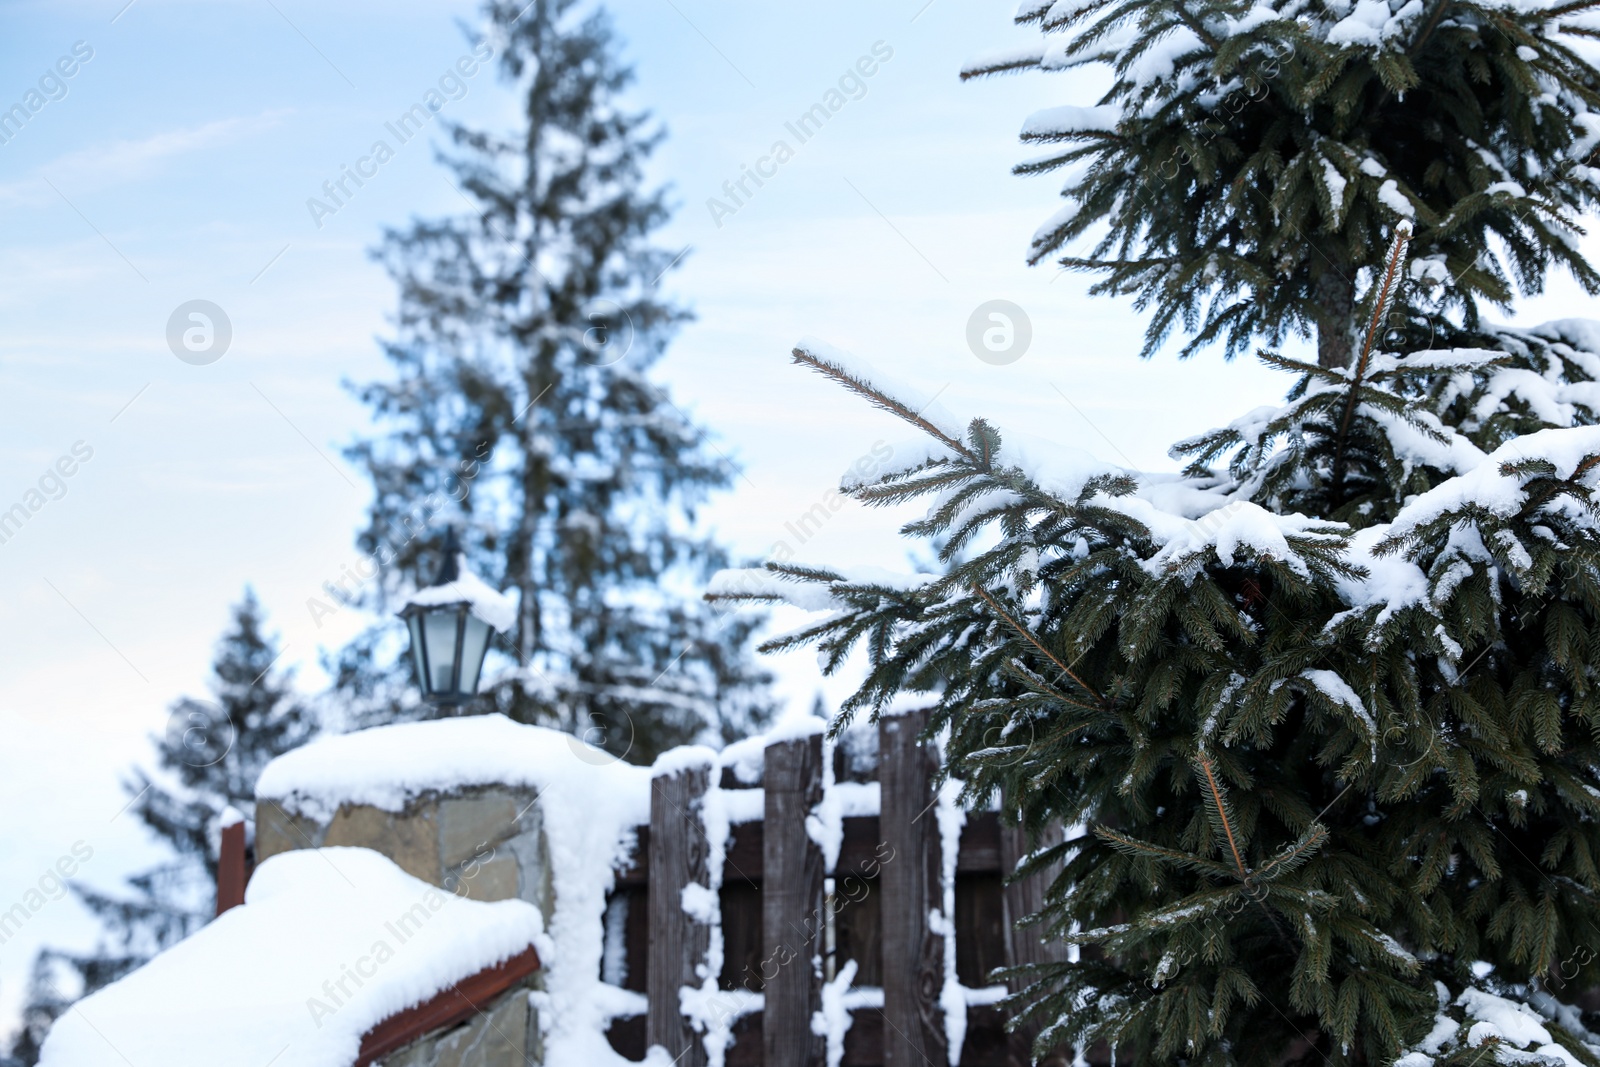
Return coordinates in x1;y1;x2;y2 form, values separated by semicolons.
933;770;970;1063
653;744;720;781
681;882;718;924
400;554;517;632
1326;0;1390;45
1395;984;1600;1067
1458;988;1554;1049
717;733;768;785
721;787;765;824
38;848;543;1067
708;565;936;615
1335;525;1430;632
256;714;649;825
816;961;866;1067
764;714;828;744
1020;104;1120;139
1384;425;1600;546
679;985;762;1064
1145;500;1332;576
1301;669;1377;759
1377;179;1415;219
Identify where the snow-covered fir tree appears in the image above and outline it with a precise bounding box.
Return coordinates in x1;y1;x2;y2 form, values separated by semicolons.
962;0;1600;367
7;591;314;1064
713;227;1600;1065
328;0;772;760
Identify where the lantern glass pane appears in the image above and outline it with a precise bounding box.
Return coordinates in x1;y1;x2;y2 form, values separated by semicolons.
459;615;491;695
422;609;461;694
406;615;427;692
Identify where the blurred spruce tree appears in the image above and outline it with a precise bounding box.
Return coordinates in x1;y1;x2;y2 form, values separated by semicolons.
329;0;772;760
8;591;313;1063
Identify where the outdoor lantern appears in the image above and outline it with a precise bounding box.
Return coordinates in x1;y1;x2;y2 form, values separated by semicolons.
398;529;513;707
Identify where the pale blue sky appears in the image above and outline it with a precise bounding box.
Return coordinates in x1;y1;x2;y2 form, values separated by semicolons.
2;0;1596;1034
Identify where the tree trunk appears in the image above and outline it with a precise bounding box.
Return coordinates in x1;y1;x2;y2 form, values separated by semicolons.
1313;269;1356;370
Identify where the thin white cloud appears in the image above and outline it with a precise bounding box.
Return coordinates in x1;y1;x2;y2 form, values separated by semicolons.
0;110;289;205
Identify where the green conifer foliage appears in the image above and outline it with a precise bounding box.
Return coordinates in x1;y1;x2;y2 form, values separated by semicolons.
715;231;1600;1065
962;0;1600;367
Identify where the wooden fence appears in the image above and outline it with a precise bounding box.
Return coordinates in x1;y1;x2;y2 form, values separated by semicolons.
601;708;1070;1067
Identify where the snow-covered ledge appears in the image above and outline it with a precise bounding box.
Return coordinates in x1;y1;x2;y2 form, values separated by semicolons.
255;717;565;917
38;847;545;1067
254;715;653;1067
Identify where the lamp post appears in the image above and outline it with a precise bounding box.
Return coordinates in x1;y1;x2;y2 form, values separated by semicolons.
398;529;512;709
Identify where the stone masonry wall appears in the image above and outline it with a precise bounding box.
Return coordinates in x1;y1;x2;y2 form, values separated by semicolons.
256;786;552;919
255;787;551;1067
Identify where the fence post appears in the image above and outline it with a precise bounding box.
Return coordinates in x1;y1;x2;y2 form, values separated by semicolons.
1000;813;1072;1066
215;817;249;917
879;708;948;1067
649;757;713;1066
763;732;825;1067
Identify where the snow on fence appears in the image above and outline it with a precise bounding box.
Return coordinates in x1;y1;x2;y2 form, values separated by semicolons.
244;711;1067;1067
604;707;1068;1067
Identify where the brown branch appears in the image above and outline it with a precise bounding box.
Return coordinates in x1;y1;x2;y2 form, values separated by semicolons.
1197;757;1249;879
1408;0;1453;55
971;584;1104;702
1331;222;1412;503
792;347;977;461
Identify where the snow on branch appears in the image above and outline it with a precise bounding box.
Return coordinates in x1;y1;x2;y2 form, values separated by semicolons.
790;340;973;461
1019;104;1122;141
959;43;1048;79
1379;424;1600;550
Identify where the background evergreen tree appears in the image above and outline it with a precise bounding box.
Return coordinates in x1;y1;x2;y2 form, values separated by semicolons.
330;0;772;759
715;230;1600;1065
962;0;1600;367
7;591;314;1064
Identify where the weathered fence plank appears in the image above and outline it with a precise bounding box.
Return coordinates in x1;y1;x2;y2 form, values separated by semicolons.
1000;815;1072;1067
649;760;713;1066
878;709;948;1067
762;733;825;1067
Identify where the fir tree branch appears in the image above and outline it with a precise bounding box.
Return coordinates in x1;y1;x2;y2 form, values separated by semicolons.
1252;825;1331;883
1331;223;1413;504
1546;0;1600;17
1002;659;1105;716
1171;1;1220;52
1093;826;1240;878
1408;0;1453;56
971;583;1105;702
1197;756;1250;879
791;346;978;462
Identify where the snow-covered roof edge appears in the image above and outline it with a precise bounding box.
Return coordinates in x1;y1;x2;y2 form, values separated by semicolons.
400;554;517;631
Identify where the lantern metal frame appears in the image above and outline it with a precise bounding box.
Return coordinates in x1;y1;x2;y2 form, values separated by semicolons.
398;529;495;708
